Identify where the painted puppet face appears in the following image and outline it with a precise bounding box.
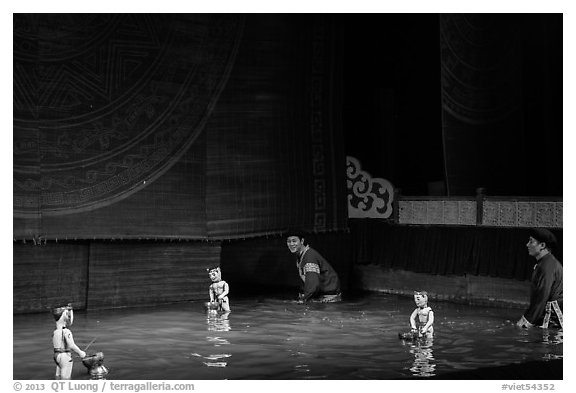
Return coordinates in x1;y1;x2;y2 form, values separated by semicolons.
286;236;304;254
54;305;74;326
208;268;222;282
60;308;74;327
414;292;428;308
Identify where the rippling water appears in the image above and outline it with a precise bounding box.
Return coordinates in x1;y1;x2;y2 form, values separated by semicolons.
13;292;562;379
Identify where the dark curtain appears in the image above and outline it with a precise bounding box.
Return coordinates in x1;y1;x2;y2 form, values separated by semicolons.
205;15;347;238
440;14;527;196
350;219;562;281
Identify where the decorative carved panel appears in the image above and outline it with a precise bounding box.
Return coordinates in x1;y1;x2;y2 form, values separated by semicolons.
346;156;394;219
482;201;562;228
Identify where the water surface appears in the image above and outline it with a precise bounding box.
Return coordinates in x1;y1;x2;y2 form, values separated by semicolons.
13;293;562;379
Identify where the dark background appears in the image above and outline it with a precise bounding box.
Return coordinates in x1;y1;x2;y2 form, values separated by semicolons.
342;14;562;196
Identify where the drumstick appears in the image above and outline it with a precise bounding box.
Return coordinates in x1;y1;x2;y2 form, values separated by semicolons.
84;337;98;352
68;337;98;362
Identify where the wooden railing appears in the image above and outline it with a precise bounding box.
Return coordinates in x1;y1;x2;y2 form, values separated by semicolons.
345;156;561;228
394;189;562;228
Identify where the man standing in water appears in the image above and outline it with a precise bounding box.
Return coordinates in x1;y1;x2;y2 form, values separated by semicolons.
517;228;563;329
285;229;341;303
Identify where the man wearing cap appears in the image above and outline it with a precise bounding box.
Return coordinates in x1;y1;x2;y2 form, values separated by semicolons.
285;229;341;303
517;228;563;329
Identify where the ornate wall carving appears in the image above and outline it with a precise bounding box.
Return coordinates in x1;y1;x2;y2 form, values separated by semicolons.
14;14;244;218
346;156;394;219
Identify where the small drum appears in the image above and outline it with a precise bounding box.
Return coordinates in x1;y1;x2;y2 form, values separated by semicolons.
204;301;220;311
82;352;108;378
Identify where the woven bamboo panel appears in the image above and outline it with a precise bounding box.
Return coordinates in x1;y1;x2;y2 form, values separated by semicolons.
13;243;89;314
87;242;221;310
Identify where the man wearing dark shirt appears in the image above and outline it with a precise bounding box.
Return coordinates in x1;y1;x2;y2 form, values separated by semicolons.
285;229;341;303
517;228;563;328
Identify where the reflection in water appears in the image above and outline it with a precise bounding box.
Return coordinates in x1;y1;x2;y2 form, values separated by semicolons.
88;367;109;380
541;329;563;345
190;352;231;368
288;344;313;376
403;338;436;377
517;327;532;343
86;363;109;380
12;294;563;380
197;311;232;368
207;310;231;332
541;328;563;360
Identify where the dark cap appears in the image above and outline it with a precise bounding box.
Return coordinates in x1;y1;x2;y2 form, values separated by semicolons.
284;228;307;239
529;228;557;249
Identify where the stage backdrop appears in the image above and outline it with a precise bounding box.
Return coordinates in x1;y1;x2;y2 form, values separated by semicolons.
13;14;348;241
439;14;562;197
